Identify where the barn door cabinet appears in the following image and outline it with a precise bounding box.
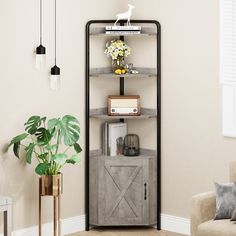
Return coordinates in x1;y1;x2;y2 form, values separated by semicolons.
86;20;161;230
90;155;156;226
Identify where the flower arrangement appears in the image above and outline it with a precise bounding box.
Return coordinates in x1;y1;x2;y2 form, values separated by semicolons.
104;40;131;74
104;40;131;60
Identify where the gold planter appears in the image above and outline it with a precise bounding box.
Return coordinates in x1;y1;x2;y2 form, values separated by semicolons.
39;174;62;236
39;174;63;196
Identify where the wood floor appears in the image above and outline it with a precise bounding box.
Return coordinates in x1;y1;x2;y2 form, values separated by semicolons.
69;228;186;236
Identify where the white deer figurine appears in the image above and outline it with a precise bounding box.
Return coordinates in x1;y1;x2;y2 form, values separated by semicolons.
114;4;135;26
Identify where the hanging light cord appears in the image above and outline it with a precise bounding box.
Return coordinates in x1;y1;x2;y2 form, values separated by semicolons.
55;0;57;65
40;0;42;44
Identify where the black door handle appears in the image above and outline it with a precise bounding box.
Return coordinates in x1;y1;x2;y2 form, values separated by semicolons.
144;183;147;200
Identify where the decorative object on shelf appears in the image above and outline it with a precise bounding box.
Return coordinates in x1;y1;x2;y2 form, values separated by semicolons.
126;63;139;74
124;134;140;156
102;122;127;156
35;0;46;70
108;123;127;156
104;39;131;74
116;137;124;155
108;95;140;116
114;4;135;26
105;25;141;35
7;115;82;236
50;0;61;90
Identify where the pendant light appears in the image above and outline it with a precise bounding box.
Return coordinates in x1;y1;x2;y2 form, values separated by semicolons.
50;0;61;90
35;0;46;70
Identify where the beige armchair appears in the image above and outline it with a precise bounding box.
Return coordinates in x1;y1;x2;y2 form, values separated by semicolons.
191;162;236;236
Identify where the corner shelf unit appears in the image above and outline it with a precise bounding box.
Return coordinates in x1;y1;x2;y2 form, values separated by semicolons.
85;20;161;230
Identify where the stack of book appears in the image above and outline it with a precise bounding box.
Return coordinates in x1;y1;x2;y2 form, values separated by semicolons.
102;122;127;156
105;26;141;35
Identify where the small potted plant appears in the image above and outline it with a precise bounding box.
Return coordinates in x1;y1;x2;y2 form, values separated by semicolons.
8;115;82;196
104;39;131;75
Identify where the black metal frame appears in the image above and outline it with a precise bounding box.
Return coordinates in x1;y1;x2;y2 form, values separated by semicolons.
85;20;161;231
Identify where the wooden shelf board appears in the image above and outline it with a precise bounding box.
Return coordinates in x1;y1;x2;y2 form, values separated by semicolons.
90;149;157;158
90;108;157;120
90;67;157;78
93;155;155;159
90;27;157;36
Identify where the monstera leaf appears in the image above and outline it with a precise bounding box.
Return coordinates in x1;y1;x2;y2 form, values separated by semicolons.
8;133;28;147
24;116;46;135
35;163;50;175
52;153;68;166
35;128;52;145
8;133;29;158
48;115;80;146
13;142;20;158
25;143;35;164
74;143;82;153
66;154;80;164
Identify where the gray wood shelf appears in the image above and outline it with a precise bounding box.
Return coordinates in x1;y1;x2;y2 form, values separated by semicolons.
90;107;157;120
90;148;157;158
90;67;157;78
90;27;157;37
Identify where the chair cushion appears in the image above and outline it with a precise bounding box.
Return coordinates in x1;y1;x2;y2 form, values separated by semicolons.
214;182;236;219
197;219;236;236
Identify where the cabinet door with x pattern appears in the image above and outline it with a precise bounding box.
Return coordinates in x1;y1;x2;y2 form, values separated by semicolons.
98;158;149;225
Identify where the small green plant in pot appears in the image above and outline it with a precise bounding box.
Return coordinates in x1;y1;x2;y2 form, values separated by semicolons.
8;115;82;196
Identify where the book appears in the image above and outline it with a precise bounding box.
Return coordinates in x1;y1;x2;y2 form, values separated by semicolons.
105;31;140;35
108;123;127;156
102;122;109;156
106;26;141;31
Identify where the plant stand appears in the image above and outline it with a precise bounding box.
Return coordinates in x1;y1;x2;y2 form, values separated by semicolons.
38;175;62;236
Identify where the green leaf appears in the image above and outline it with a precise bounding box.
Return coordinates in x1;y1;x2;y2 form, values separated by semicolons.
38;153;48;161
74;143;82;153
24;116;45;135
48;118;60;136
66;154;80;164
61;115;80;146
52;153;68;166
13;142;20;158
25;143;35;164
35;128;52;145
35;163;50;175
45;144;58;152
48;115;80;147
8;133;28;148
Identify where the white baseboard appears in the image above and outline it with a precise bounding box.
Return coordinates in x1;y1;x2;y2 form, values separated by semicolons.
0;215;85;236
2;214;190;236
161;214;190;235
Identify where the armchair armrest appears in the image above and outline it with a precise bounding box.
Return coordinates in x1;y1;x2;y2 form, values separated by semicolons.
191;192;216;236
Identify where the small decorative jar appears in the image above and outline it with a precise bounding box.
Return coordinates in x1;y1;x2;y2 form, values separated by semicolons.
124;134;140;156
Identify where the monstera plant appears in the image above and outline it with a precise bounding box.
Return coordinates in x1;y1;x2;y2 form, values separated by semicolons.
8;115;82;175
